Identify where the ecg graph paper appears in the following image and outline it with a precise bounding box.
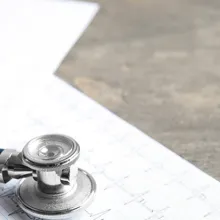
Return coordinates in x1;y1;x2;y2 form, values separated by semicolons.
0;0;220;220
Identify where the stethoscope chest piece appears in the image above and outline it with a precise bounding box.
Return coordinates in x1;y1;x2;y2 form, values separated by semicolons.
0;134;96;219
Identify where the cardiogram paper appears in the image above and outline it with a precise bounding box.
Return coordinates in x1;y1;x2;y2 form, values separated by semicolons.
0;0;220;220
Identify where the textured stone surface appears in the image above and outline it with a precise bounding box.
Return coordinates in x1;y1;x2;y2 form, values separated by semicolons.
57;0;220;179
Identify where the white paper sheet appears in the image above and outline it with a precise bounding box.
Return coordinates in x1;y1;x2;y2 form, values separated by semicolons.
0;0;220;219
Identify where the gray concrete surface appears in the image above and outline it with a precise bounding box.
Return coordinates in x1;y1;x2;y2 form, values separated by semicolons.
57;0;220;180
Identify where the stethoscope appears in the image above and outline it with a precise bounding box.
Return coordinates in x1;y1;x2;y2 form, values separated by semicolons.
0;134;96;219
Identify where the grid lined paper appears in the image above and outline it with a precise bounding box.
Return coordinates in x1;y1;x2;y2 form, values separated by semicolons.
0;0;220;219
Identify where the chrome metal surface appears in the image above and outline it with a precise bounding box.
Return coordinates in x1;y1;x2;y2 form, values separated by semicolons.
16;169;96;219
37;170;62;186
0;150;27;183
22;134;80;171
0;134;96;219
7;166;33;179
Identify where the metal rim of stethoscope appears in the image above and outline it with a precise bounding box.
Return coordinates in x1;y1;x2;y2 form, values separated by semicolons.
21;134;80;171
15;168;97;219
